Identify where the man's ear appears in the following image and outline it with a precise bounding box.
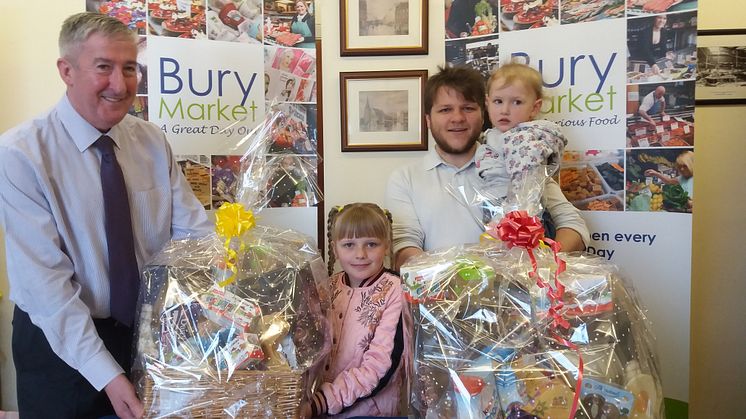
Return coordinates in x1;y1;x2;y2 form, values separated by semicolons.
57;57;74;87
425;113;432;131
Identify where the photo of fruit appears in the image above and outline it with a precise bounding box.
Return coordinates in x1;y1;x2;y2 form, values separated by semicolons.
625;148;693;213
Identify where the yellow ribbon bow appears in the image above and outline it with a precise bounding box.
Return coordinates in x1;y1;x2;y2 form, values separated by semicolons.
214;202;256;286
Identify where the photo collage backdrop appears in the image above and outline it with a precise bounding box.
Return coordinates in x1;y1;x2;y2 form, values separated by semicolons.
444;0;697;403
89;0;319;213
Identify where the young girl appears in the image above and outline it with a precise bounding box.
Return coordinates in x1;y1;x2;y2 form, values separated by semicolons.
302;203;409;418
476;62;567;192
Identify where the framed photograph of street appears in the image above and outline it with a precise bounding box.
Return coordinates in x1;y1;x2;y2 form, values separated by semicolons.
340;0;428;56
696;29;746;105
340;70;428;152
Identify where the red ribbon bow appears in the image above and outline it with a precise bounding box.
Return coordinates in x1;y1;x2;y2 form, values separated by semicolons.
488;211;567;328
493;210;545;249
488;210;582;419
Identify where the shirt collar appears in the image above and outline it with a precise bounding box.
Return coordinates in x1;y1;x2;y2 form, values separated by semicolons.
422;147;476;172
57;93;127;152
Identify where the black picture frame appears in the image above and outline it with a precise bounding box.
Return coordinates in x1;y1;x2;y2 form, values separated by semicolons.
695;29;746;105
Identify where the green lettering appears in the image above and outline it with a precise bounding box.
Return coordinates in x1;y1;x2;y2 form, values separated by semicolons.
585;93;603;112
217;98;231;120
249;100;258;121
232;105;247;120
568;88;583;112
159;98;184;118
557;93;567;113
606;84;617;110
187;102;206;120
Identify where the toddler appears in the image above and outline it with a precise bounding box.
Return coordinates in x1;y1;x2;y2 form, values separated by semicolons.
476;62;567;202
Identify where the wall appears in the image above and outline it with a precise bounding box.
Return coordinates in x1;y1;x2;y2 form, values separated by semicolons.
690;2;746;418
689;105;746;418
0;2;81;408
1;0;745;414
318;2;442;210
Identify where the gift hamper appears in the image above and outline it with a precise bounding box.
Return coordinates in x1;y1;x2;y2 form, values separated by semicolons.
133;110;329;418
402;168;664;419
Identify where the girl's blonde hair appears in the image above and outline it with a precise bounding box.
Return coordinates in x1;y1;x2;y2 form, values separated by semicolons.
327;203;394;276
487;62;544;100
676;150;694;176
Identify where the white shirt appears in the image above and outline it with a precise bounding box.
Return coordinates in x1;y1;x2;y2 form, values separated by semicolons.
639;91;664;113
0;95;214;390
385;148;589;254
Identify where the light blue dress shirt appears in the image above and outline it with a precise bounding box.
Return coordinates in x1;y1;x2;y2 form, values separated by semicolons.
385;147;590;255
0;94;213;390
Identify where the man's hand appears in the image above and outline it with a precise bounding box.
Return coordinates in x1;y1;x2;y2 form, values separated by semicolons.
555;228;585;253
395;246;424;271
299;401;313;418
104;374;144;419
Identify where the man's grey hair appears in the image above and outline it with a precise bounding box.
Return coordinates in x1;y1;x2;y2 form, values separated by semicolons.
59;12;136;60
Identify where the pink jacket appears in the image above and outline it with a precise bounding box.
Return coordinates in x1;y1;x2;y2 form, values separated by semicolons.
310;270;410;417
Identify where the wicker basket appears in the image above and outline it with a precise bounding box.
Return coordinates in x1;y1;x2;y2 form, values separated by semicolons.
141;369;304;418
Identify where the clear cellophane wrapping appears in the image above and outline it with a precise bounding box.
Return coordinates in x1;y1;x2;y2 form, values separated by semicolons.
133;107;330;418
403;168;664;419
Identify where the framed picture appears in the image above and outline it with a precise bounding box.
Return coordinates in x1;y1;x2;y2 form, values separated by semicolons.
340;70;428;152
696;29;746;105
340;0;428;56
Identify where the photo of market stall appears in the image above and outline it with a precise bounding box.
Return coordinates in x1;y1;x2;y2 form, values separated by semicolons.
148;0;207;39
499;0;558;31
560;150;625;211
445;34;500;79
626;81;695;147
696;43;746;100
626;11;697;83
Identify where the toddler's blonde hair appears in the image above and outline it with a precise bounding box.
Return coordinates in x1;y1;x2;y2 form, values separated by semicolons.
487;62;544;100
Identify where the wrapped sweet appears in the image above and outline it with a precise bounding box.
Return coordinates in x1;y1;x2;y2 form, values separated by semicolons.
402;168;664;419
133;109;329;417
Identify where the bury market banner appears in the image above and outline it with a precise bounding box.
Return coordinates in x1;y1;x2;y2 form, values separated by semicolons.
88;0;320;241
445;0;697;407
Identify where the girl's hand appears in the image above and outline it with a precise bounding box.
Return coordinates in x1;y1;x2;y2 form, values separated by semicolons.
644;169;659;177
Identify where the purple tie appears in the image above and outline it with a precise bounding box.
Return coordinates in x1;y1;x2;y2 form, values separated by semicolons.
95;135;139;327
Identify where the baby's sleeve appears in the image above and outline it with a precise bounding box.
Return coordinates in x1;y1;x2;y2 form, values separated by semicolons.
503;123;567;178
